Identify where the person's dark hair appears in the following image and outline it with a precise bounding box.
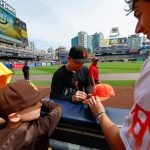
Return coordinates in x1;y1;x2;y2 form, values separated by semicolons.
125;0;150;14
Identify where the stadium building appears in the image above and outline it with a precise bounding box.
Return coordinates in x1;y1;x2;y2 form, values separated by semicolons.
92;32;104;52
95;35;149;62
71;36;78;47
78;31;88;49
127;34;141;50
93;28;149;62
0;0;47;65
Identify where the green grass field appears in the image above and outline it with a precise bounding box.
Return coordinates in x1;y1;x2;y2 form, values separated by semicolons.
11;61;143;86
12;61;144;75
32;80;136;87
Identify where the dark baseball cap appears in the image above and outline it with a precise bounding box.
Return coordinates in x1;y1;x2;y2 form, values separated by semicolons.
0;80;48;119
91;57;99;61
69;46;88;63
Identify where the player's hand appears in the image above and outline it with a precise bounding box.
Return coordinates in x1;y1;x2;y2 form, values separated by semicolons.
72;91;87;102
83;96;105;114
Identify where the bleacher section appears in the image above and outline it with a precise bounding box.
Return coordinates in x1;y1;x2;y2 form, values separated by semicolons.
95;45;149;62
0;42;51;61
0;44;36;59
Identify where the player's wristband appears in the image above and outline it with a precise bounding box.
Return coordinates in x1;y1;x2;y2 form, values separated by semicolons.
96;111;105;118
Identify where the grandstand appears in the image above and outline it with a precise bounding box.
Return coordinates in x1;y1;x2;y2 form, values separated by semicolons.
95;45;149;62
93;30;150;62
0;1;47;63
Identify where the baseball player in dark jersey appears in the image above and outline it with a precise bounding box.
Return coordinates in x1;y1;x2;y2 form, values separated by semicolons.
50;46;92;102
22;62;30;80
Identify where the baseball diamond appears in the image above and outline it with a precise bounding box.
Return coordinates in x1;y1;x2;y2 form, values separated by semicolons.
11;73;135;109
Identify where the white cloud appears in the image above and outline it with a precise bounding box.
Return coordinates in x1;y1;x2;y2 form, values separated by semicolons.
9;0;137;50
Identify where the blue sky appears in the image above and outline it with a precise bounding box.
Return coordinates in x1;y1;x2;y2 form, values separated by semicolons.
8;0;137;50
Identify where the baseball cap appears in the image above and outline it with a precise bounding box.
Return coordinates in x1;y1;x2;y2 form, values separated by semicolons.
91;57;99;61
92;83;115;101
69;46;88;63
0;80;48;119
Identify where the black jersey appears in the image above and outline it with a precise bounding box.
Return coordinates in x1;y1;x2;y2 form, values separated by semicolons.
22;65;30;73
50;65;92;101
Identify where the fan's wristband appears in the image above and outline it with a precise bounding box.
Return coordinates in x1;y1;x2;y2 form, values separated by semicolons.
96;111;105;118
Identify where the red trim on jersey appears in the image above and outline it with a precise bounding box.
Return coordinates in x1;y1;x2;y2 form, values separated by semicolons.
126;104;150;149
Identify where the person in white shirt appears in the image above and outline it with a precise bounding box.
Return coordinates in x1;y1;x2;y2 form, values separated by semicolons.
84;0;150;149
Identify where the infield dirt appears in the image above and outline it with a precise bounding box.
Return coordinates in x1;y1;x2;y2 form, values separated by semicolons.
12;74;136;110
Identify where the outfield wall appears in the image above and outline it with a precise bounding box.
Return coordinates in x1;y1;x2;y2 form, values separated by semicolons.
4;61;57;69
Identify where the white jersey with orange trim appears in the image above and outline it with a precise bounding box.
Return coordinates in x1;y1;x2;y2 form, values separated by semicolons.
120;57;150;150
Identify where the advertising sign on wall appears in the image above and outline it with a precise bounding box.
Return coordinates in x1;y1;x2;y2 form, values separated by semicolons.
101;39;110;46
109;38;128;45
12;63;24;69
0;6;28;45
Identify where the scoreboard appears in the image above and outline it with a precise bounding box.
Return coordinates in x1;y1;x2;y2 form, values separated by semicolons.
0;1;28;46
109;38;128;46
